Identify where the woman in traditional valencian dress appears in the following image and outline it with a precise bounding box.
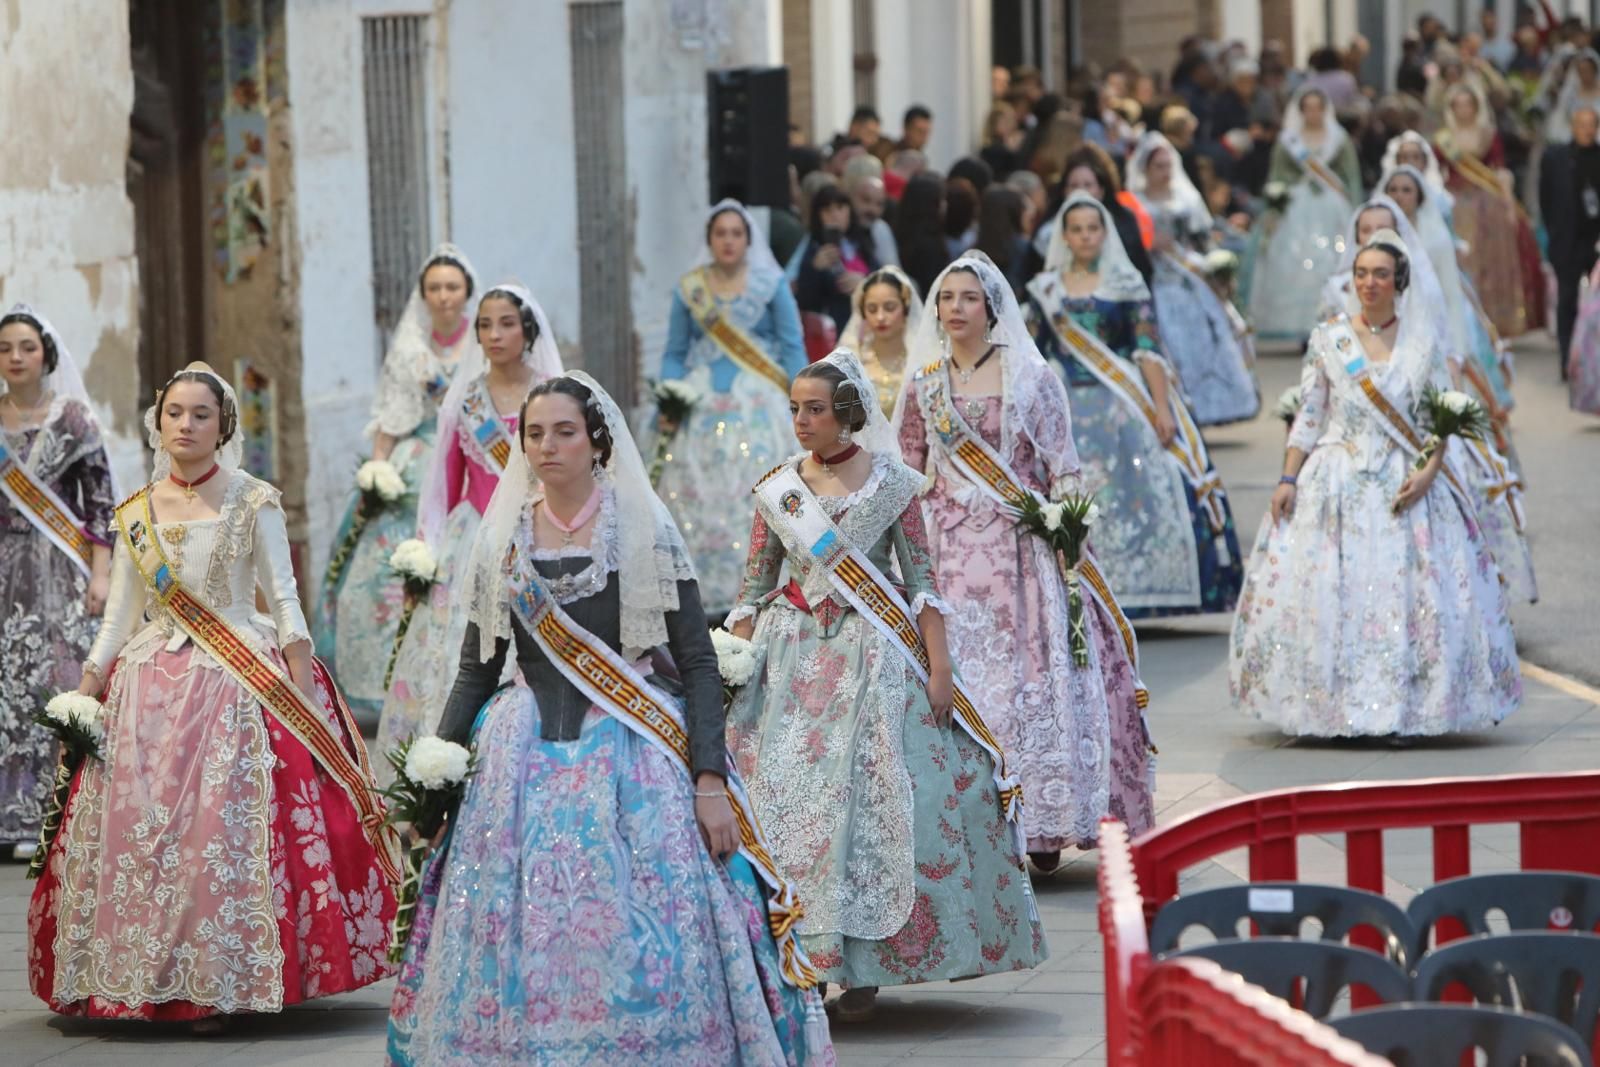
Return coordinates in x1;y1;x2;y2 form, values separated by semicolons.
892;255;1154;875
653;199;806;614
387;372;832;1066
314;245;478;716
1377;167;1538;605
0;306;116;860
1434;84;1544;338
1026;193;1244;617
1247;87;1361;340
1380;165;1519;429
1231;229;1522;738
1126;132;1259;426
376;285;561;759
29;364;399;1028
1317;198;1403;323
840;265;922;417
726;349;1046;1022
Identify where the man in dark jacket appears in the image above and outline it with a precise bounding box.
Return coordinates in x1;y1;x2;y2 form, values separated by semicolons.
1539;105;1600;377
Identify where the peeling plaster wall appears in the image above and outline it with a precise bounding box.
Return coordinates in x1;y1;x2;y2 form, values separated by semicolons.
0;0;144;491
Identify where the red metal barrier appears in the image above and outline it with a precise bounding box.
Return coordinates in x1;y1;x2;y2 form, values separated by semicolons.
1099;771;1600;1065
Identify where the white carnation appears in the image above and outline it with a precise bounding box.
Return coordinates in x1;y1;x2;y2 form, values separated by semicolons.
390;539;438;581
1264;181;1287;199
1438;390;1474;415
710;628;757;687
403;736;472;790
657;381;700;405
1084;503;1101;527
1203;249;1238;274
45;692;106;744
357;460;406;501
1042;502;1066;532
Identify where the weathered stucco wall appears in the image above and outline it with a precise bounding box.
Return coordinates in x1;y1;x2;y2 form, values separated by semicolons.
0;0;144;491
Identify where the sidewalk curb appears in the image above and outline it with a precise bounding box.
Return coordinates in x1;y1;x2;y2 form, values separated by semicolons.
1521;659;1600;707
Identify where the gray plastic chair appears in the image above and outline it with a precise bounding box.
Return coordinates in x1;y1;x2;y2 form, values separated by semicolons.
1329;1003;1593;1067
1413;931;1600;1046
1407;870;1600;961
1171;937;1412;1018
1150;882;1417;967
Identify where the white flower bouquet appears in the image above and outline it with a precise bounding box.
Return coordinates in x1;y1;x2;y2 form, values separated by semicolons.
324;460;409;591
1011;492;1100;667
1263;181;1290;213
1414;385;1488;470
1275;385;1303;425
28;692;107;879
384;539;440;688
648;379;700;487
710;627;757;707
377;735;477;963
357;459;407;505
1203;249;1240;281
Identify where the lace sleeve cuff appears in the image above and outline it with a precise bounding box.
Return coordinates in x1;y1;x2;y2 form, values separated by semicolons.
911;591;953;618
1132;348;1172;374
1048;471;1086;501
723;604;760;627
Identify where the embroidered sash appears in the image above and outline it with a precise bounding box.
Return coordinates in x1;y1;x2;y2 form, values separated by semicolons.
678;268;791;395
754;464;1029;861
1296;152;1350;199
1462;436;1526;531
1320;319;1477;518
1026;276;1228;532
912;362;1148;705
504;560;819;989
114;487;402;887
422;369;451;405
0;438;92;576
457;377;514;471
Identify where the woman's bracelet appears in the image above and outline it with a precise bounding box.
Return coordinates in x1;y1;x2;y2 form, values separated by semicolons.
1278;475;1298;486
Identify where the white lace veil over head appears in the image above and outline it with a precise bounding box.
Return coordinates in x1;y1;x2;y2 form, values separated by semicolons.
398;243;481;352
697;198;782;277
1379;131;1454;212
894;251;1080;480
415;283;563;542
1044;192;1151;302
1379;163;1471;360
1126;131;1212;234
144;361;245;482
805;347;899;454
1343;224;1451;397
1281;85;1349;164
841;265;924;355
1;303;123;496
462;370;697;661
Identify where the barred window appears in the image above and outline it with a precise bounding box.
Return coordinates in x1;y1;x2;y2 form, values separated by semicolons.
362;14;432;349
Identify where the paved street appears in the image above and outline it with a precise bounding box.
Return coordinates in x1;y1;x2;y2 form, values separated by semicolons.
2;339;1595;1066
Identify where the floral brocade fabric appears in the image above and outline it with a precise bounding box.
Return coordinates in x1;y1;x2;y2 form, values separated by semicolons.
1229;326;1522;736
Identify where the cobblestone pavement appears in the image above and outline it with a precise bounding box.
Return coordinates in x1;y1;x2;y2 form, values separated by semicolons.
4;340;1596;1065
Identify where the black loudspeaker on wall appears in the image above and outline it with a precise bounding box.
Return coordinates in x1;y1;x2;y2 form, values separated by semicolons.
707;66;790;209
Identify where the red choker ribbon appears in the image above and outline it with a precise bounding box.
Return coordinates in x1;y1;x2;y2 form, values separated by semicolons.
812;443;862;469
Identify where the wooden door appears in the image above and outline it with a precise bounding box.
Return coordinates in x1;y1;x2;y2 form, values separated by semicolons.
128;0;206;400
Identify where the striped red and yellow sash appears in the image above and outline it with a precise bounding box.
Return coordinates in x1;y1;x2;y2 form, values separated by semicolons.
507;565;819;989
910;367;1150;698
116;487;401;886
679;268;791;396
458;377;514;470
0;439;92;574
754;465;1030;839
1029;287;1228;531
